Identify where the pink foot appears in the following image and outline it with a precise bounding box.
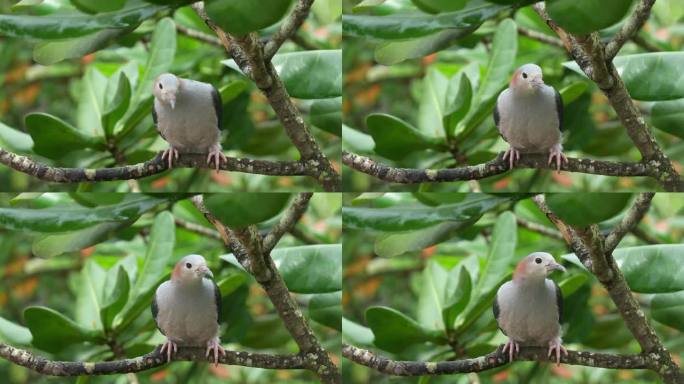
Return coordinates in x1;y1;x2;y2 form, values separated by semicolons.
503;147;520;169
502;338;519;362
160;339;178;363
548;336;568;366
548;143;567;173
206;337;226;367
206;144;227;173
161;147;180;169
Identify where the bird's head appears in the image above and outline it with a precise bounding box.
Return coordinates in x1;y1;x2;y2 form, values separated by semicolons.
172;254;214;284
514;252;565;282
510;63;545;94
153;73;180;109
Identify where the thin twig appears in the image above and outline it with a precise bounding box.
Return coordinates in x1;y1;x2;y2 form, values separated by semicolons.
264;0;315;60
263;192;313;253
605;0;656;60
174;218;222;241
175;23;222;46
517;26;564;48
516;217;563;240
604;192;654;252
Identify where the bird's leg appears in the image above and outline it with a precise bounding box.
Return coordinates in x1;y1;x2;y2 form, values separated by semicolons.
206;144;227;173
547;336;567;366
161;147;180;169
501;338;519;362
502;146;520;170
160;338;178;363
206;337;226;367
548;143;568;173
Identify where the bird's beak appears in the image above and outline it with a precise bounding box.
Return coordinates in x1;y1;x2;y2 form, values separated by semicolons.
546;262;566;273
169;98;176;110
198;265;213;279
530;75;544;88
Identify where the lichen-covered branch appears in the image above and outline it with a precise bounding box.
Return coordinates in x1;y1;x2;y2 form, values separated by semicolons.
264;0;315;60
605;0;657;60
342;344;647;376
343;150;650;184
0;148;311;183
604;192;654;252
0;343;304;376
263;192;313;253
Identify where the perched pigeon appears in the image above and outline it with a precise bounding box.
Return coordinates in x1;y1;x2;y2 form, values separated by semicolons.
152;254;225;366
152;73;227;171
493;252;567;365
494;64;566;171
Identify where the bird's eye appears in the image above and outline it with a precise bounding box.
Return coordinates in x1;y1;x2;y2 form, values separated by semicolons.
185;263;192;269
522;72;528;79
535;257;542;264
158;83;163;89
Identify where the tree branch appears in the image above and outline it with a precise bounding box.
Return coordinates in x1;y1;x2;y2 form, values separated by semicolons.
264;0;315;60
517;26;564;48
343;150;650;184
175;23;221;47
604;192;654;252
516;217;563;240
263;192;313;253
0;344;304;376
0;148;312;183
342;344;647;376
174;218;222;241
605;0;656;60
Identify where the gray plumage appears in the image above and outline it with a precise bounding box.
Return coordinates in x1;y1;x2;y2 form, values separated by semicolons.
152;73;227;171
494;63;566;171
493;252;567;365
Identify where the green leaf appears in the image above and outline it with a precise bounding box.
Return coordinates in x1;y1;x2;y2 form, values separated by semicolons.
652;99;684;139
204;0;293;36
25;112;103;159
366;306;443;353
310;97;342;136
411;0;467;13
0;317;32;346
343;194;511;231
0;195;166;233
0;121;33;153
103;72;132;137
546;0;634;35
442;265;472;330
545;193;633;227
472;211;517;297
558;82;588;105
651;291;684;332
375;27;477;65
24;306;102;353
366;113;443;160
34;29;130;65
270;50;342;99
443;73;473;134
312;0;342;24
342;125;374;153
0;4;164;39
343;2;524;40
75;260;105;333
204;193;291;229
614;245;684;293
217;274;248;297
100;266;130;331
309;291;342;331
76;67;108;137
417;261;449;331
374;221;472;257
271;244;341;293
558;273;588;297
33;221;131;258
71;0;127;13
418;68;450;138
130;17;176;108
342;317;374;346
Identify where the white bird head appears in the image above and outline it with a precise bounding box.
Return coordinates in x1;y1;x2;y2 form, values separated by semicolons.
513;252;565;282
510;63;545;94
153;73;180;109
172;254;213;284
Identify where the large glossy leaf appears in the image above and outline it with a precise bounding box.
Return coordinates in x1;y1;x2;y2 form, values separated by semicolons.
546;0;634;35
366;113;443;160
0;195;166;233
652;99;684;139
34;28;130;65
366;306;443;353
76;67;108;137
374;221;471;258
25;112;103;159
0;4;164;39
651;291;684;332
545;193;633;227
343;2;526;39
103;72;132;137
310;97;342;136
205;0;292;36
443;265;472;331
204;193;291;228
24;306;102;353
614;245;684;293
71;0;127;13
0;121;33;153
412;0;467;13
342;317;374;346
272;244;342;293
100;266;130;331
375;27;477;65
417;261;449;331
309;291;342;331
472;211;517;297
33;221;132;257
418;68;450;138
343;194;511;231
75;260;105;333
130;17;176;107
0;317;32;346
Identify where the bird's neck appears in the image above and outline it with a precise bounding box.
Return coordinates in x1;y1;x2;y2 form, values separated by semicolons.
512;274;546;287
172;277;205;290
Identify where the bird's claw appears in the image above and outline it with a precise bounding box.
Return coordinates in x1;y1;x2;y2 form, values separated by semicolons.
547;337;567;366
161;147;180;169
548;144;567;173
206;337;226;367
502;339;519;363
502;147;520;170
206;147;227;173
160;339;178;363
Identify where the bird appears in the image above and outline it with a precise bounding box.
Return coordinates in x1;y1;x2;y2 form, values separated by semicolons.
151;254;225;366
493;252;567;366
152;73;227;171
494;63;566;171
